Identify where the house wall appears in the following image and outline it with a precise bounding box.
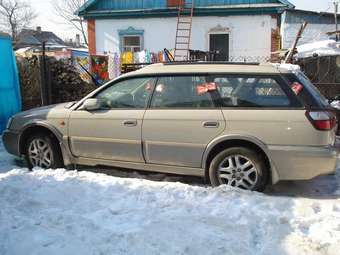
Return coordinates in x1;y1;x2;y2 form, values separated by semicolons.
95;15;277;60
281;10;340;49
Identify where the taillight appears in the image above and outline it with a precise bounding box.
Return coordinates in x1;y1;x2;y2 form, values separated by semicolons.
306;110;337;131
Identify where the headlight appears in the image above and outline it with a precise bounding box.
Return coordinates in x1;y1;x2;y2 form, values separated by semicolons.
6;117;13;129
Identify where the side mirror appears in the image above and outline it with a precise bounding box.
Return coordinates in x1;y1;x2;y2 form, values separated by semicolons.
82;98;102;111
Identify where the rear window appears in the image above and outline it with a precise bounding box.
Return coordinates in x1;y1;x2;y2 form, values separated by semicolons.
285;72;330;109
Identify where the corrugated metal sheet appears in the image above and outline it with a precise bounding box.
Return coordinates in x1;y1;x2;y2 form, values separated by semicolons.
89;0;281;11
0;34;21;134
89;0;167;11
194;0;278;7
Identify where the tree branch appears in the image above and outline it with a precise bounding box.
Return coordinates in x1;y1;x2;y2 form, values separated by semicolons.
0;0;37;43
53;0;88;46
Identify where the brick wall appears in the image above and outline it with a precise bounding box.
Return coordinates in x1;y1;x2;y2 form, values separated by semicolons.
88;19;96;55
270;15;281;62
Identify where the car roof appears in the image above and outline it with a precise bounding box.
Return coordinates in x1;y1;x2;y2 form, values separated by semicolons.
122;62;291;78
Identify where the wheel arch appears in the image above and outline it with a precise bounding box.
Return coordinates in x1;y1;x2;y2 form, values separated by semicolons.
19;121;63;154
18;121;72;166
202;135;280;184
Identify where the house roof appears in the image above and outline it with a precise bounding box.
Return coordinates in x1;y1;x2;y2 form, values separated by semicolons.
77;0;294;19
16;29;66;48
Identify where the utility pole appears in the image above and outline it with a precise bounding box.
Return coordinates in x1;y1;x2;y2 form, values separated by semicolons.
334;1;339;41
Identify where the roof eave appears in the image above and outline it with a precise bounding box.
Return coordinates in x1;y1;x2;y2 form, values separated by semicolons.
79;5;289;19
75;0;98;15
279;0;295;9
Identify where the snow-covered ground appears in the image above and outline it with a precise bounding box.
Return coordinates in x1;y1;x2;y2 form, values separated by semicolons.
0;140;340;255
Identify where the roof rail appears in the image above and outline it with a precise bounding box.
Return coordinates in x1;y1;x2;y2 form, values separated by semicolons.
163;61;260;66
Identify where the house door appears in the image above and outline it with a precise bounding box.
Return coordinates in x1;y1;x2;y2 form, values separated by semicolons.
209;34;229;61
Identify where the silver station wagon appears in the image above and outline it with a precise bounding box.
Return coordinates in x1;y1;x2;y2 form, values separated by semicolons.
2;63;338;191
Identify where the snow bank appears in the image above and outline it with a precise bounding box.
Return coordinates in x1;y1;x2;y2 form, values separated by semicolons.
296;40;340;59
0;137;17;173
1;168;340;255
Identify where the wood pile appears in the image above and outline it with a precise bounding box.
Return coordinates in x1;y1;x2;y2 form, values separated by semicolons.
47;57;97;104
16;56;97;110
17;56;42;110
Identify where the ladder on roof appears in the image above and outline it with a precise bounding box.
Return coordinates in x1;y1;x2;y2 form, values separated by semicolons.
174;0;194;61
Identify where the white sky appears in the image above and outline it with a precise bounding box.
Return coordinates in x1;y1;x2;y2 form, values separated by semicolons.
27;0;334;40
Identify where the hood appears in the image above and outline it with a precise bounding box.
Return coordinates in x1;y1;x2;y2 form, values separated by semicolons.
10;103;72;131
14;103;70;119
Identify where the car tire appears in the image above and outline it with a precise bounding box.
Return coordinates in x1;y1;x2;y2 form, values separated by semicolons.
209;147;268;191
25;134;64;169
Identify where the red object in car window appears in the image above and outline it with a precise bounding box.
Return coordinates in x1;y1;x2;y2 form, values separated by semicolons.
145;82;153;91
197;82;217;95
290;82;303;95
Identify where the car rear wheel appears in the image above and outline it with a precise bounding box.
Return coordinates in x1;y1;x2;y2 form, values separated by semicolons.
25;134;63;169
209;147;268;191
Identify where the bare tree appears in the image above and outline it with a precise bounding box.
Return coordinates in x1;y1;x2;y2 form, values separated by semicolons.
0;0;37;42
53;0;88;46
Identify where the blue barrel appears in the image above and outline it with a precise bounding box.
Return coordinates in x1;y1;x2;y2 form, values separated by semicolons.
0;33;21;134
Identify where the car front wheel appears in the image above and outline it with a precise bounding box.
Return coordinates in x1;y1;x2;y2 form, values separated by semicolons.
25;134;63;169
209;147;268;191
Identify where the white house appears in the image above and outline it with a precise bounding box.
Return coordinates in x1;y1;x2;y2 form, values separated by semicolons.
77;0;294;62
281;9;340;49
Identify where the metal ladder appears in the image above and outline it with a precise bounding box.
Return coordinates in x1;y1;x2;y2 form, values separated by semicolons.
174;0;194;61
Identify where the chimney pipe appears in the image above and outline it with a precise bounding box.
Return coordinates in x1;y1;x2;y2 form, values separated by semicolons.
76;34;80;47
36;26;42;33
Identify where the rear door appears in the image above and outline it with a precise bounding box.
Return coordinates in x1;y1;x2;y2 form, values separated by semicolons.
211;74;312;145
142;75;225;168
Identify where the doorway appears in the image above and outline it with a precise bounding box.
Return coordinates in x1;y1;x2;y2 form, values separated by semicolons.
209;33;229;61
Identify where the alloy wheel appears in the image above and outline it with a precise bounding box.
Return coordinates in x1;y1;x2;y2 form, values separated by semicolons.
217;154;259;190
28;138;53;168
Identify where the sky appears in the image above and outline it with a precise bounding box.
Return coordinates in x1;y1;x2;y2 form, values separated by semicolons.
27;0;334;40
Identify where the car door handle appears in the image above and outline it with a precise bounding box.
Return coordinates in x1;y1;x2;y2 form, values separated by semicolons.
123;120;137;127
203;121;219;128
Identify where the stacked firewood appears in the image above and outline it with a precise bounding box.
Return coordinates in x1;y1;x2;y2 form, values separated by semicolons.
47;57;97;104
16;56;42;110
16;56;97;110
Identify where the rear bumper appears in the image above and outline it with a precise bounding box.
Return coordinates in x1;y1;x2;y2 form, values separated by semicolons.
269;144;338;182
2;129;20;157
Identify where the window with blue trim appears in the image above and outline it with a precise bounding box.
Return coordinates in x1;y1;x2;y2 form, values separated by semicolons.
118;27;144;53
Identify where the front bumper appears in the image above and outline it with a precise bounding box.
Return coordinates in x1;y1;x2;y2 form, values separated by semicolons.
2;129;20;157
269;144;338;181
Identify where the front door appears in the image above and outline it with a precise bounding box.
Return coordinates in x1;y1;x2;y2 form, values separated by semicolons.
68;77;156;162
209;33;229;61
142;75;225;168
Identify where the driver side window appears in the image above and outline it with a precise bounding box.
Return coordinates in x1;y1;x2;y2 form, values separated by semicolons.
96;77;155;109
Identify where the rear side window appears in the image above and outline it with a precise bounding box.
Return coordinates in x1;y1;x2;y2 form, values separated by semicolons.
284;72;330;109
150;76;214;108
212;76;294;107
